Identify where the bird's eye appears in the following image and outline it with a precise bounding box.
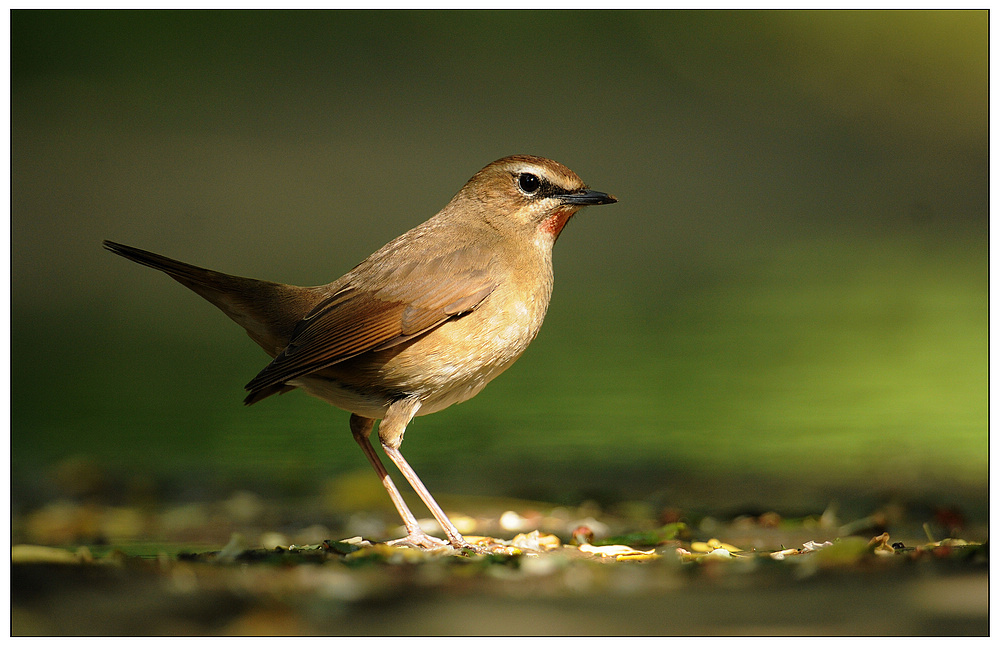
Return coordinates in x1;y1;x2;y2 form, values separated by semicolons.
517;173;541;195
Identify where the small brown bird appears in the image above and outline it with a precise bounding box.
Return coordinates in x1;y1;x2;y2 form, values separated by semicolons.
104;155;616;550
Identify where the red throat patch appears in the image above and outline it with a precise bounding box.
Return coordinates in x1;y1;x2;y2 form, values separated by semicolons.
539;209;575;240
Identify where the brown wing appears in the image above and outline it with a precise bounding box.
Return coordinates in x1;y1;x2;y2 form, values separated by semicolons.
243;245;497;404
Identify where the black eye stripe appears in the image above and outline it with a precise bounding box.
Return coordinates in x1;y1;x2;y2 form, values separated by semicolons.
515;171;570;200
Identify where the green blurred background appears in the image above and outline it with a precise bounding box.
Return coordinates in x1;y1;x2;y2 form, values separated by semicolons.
11;10;987;519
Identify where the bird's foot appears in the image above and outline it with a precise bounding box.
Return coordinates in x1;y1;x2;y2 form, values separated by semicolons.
387;531;522;556
387;532;452;551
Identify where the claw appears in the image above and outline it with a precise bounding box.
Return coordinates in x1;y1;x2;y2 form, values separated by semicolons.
387;532;452;550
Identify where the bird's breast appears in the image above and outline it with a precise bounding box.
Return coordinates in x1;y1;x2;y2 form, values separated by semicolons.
395;273;552;415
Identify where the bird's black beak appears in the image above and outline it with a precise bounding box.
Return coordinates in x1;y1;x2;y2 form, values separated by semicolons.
557;189;618;206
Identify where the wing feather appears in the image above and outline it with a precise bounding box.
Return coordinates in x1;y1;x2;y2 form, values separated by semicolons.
243;245;497;402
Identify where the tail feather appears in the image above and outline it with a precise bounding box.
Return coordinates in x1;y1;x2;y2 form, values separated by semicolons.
104;240;251;294
103;240;322;360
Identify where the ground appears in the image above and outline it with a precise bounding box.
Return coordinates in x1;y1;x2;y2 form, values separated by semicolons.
11;491;988;636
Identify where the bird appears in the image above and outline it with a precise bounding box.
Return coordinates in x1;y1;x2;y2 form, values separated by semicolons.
104;154;617;551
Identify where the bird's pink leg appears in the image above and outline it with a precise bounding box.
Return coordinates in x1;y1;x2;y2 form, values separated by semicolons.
377;399;474;550
350;414;448;549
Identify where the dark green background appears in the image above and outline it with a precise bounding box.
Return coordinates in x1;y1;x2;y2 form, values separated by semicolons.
12;10;987;516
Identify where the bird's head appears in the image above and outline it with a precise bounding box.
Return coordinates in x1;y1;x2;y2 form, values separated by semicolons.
446;155;617;244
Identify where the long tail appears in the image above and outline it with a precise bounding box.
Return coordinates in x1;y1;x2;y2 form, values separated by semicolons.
103;240;321;358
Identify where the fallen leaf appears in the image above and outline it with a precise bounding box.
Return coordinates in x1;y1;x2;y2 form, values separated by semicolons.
691;538;741;553
770;540;833;560
11;545;83;564
579;544;657;559
510;530;561;551
868;532;895;556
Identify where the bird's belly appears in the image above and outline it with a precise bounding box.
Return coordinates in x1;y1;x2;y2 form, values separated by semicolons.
290;375;393;419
